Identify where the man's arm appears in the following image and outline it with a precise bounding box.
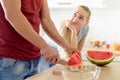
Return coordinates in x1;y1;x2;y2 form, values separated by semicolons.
40;0;76;55
0;0;50;50
0;0;60;63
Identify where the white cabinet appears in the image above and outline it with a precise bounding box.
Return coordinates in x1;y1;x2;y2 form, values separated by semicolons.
48;0;106;9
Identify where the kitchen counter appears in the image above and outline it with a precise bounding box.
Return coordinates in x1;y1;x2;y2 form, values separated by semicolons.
26;61;120;80
26;46;120;80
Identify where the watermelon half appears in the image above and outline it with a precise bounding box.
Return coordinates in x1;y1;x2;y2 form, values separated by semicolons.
87;50;115;66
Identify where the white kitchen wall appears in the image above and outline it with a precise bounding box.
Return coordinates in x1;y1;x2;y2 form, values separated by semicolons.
43;0;120;46
87;9;120;44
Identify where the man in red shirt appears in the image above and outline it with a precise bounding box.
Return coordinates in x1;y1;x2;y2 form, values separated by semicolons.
0;0;78;80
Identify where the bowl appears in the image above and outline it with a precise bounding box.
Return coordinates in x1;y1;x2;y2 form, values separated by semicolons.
62;65;101;80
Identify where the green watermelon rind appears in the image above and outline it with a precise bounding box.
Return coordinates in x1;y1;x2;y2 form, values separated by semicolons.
86;52;115;66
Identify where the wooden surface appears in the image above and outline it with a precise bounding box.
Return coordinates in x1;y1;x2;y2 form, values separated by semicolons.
26;46;120;80
26;61;120;80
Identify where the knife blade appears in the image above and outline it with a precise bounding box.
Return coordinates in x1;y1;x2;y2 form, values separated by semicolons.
59;60;67;65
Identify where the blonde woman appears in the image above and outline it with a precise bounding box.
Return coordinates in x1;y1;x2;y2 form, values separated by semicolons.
59;5;91;59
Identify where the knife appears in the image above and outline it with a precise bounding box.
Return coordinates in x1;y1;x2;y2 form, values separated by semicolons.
59;59;67;65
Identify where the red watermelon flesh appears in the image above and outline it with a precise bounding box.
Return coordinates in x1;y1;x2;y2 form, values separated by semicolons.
87;50;113;60
67;52;82;66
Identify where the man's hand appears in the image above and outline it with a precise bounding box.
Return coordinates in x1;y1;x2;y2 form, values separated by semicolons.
41;48;61;64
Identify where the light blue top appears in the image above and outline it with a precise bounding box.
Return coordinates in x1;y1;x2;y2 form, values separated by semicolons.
77;25;89;42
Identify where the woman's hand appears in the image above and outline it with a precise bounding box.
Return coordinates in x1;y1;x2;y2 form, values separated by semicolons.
65;20;77;34
66;47;80;57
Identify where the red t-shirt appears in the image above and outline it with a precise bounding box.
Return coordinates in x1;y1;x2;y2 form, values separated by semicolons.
0;0;43;60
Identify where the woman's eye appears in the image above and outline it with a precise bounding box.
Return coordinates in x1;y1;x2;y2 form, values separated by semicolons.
79;17;84;20
73;13;77;17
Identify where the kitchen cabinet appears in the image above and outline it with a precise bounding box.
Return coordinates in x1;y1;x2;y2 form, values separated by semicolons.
48;0;106;9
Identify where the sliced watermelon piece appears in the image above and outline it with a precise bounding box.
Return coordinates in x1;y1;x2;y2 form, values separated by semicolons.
69;64;82;71
87;50;115;66
67;52;82;66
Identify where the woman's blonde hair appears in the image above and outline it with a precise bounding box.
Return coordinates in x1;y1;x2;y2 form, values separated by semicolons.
77;5;91;21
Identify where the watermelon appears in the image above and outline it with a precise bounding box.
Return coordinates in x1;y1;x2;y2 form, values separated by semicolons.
69;64;81;71
67;52;82;66
87;50;115;66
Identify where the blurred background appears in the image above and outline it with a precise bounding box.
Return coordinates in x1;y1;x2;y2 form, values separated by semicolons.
40;0;120;47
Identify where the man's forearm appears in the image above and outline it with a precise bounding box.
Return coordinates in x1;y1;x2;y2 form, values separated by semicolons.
41;18;71;51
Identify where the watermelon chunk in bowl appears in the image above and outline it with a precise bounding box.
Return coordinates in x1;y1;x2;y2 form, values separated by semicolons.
66;52;82;71
86;50;115;66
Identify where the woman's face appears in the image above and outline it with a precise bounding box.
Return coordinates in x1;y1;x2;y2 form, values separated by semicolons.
70;7;89;28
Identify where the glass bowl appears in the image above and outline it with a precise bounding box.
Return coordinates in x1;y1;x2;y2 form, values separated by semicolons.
62;65;101;80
